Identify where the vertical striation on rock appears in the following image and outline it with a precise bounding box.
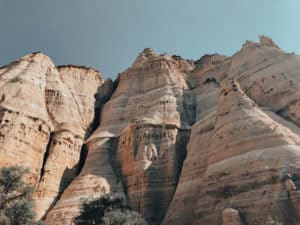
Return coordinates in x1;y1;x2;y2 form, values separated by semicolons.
162;54;229;225
0;53;112;220
115;124;190;224
222;208;244;225
164;36;300;225
2;35;300;225
34;65;105;219
192;78;300;225
44;48;194;225
0;53;55;184
44;137;123;225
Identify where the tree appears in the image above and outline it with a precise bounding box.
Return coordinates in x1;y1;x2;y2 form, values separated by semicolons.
267;216;283;225
0;166;42;225
101;209;147;225
74;194;147;225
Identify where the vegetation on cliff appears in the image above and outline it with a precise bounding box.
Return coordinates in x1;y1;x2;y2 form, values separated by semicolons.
74;194;147;225
0;166;42;225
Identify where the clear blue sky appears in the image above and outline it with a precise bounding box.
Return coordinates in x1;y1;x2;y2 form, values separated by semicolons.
0;0;299;79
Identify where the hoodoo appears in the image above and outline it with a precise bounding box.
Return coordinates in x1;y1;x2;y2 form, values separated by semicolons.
1;36;300;225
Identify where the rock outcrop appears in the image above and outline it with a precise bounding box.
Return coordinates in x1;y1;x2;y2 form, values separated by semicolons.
0;53;55;185
1;36;300;225
222;208;244;225
163;37;300;225
44;48;194;225
0;54;108;220
34;65;105;219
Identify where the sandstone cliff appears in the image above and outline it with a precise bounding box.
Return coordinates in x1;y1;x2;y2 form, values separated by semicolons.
1;36;300;225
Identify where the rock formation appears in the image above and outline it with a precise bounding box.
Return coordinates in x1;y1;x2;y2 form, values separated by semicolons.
222;208;244;225
44;48;193;225
1;36;300;225
0;54;106;220
34;65;105;220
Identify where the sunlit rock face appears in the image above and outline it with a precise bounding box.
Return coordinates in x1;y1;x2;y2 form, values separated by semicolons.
222;208;244;225
3;36;300;225
163;38;300;225
34;65;104;220
95;49;193;224
45;49;195;225
0;53;55;184
0;54;106;220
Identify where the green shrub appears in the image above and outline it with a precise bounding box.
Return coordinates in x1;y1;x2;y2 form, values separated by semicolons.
0;166;42;225
101;209;147;225
267;216;283;225
74;194;147;225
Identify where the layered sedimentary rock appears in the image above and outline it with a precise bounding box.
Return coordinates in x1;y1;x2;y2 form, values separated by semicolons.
0;54;107;220
0;53;55;185
34;65;104;219
163;37;300;225
222;208;244;225
192;79;300;225
2;36;300;225
45;48;194;225
44;137;123;225
162;54;230;225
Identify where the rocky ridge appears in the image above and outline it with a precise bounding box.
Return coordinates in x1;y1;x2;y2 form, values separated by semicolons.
1;36;300;225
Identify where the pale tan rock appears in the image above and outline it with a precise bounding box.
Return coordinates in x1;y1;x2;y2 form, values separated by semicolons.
113;124;189;224
3;36;300;225
0;53;55;184
281;173;300;222
162;55;229;225
0;53;108;220
193;82;300;224
259;35;280;49
44;137;124;225
34;65;104;219
44;49;194;225
283;174;297;191
241;40;259;50
222;208;244;225
164;39;300;225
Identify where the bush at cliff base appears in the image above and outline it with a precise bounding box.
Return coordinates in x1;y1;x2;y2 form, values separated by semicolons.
74;194;147;225
0;166;42;225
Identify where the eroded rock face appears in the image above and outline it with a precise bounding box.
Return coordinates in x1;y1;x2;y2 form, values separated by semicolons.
163;37;300;225
0;53;54;184
222;208;244;225
2;36;300;225
34;65;104;219
0;54;108;220
44;137;124;225
44;49;194;225
115;124;190;224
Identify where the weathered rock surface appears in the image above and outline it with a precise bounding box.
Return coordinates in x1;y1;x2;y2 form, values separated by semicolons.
45;48;194;225
0;54;107;220
34;65;104;219
163;37;300;225
2;36;300;225
0;53;55;185
222;208;244;225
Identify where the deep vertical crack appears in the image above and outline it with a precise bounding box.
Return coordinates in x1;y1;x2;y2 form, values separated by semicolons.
39;132;54;182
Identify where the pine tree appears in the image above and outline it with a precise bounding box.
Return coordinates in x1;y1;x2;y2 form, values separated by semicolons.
0;166;42;225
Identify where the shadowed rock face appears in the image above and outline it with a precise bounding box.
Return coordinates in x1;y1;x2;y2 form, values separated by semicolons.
2;36;300;225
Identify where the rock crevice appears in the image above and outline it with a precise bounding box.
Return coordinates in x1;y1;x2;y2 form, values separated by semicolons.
2;36;300;225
